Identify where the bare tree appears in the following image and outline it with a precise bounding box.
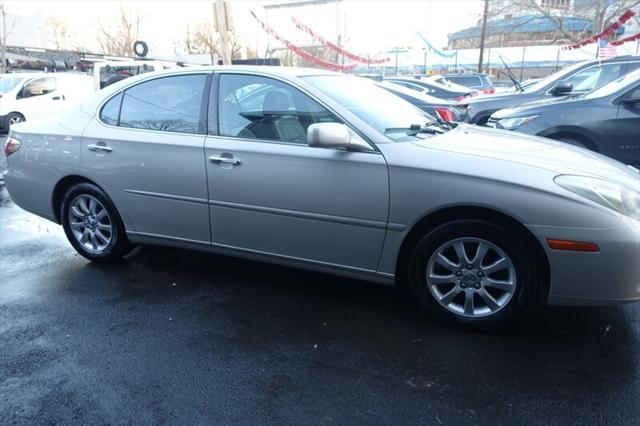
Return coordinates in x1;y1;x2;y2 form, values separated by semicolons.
490;0;640;44
48;16;73;50
192;21;220;64
97;5;141;56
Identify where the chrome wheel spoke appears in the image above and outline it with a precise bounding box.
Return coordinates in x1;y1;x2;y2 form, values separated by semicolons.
463;291;475;315
484;278;514;293
70;221;83;230
95;230;109;244
479;289;500;311
472;242;489;267
95;208;108;220
89;198;97;215
453;241;469;265
482;257;508;275
428;273;455;286
80;229;90;244
434;253;458;271
440;287;461;305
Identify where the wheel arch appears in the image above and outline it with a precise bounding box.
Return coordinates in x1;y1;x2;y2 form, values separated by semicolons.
538;128;599;152
395;205;550;296
52;175;102;224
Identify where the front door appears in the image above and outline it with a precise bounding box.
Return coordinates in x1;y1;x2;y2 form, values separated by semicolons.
615;83;640;166
204;73;389;272
82;73;211;244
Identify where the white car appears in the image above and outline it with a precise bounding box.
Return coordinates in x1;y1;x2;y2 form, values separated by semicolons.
0;72;94;130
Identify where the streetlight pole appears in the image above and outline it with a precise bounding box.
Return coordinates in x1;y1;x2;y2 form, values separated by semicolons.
477;0;489;73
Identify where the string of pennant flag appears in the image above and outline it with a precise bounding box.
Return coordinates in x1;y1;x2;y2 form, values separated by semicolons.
251;11;389;71
563;8;637;50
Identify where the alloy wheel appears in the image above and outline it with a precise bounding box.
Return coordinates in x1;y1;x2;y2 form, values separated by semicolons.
68;194;113;253
426;237;517;318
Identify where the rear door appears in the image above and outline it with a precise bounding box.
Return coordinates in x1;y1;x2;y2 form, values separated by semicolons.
204;73;389;272
81;72;212;244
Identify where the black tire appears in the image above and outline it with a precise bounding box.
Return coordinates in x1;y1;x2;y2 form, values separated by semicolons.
408;220;544;332
60;182;133;262
5;112;25;129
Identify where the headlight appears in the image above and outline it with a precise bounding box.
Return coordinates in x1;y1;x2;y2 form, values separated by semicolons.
496;115;538;130
554;175;640;219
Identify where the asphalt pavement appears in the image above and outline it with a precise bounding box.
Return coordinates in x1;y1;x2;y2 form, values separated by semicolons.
1;153;639;424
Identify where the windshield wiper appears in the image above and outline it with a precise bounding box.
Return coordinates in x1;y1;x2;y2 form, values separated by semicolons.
499;55;523;92
384;122;449;135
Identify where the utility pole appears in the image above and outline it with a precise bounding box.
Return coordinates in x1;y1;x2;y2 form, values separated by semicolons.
477;0;489;73
1;2;6;74
214;0;232;64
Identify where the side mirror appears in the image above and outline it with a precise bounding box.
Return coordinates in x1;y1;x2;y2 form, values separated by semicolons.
551;81;573;96
307;123;371;151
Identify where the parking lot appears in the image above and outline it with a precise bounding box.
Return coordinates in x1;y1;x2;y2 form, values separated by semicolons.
1;157;639;424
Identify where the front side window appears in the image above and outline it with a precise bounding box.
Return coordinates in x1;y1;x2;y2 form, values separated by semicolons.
217;74;339;144
22;77;56;98
571;64;623;92
119;74;206;134
449;76;482;88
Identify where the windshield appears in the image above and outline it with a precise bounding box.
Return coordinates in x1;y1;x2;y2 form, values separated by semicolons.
522;61;589;93
584;69;640;99
304;75;439;141
0;76;25;94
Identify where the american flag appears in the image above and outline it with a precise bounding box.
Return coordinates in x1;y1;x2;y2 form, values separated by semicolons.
598;39;618;59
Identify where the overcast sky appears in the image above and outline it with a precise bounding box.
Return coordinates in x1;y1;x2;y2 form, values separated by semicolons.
4;0;484;58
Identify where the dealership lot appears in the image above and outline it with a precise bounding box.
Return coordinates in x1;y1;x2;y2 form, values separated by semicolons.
1;185;639;424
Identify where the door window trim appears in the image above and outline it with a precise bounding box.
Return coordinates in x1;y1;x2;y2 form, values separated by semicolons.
209;71;378;152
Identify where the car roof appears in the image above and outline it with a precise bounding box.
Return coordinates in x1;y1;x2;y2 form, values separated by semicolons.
148;65;341;79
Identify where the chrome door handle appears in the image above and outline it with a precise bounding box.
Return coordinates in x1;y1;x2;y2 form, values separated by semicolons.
87;144;113;153
209;155;241;166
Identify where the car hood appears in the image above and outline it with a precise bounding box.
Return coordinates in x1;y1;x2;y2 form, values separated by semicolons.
412;124;639;188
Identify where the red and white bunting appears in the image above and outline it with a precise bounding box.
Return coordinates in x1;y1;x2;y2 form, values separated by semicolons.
562;8;636;50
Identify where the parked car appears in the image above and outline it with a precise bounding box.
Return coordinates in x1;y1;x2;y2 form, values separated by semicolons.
385;77;472;100
460;56;640;125
377;81;465;121
431;72;495;95
0;72;94;131
490;69;640;167
4;66;639;331
93;60;172;90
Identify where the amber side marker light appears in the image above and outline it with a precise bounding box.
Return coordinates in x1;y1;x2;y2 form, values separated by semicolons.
546;239;600;252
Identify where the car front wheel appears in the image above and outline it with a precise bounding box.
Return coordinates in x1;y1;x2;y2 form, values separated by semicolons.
61;183;133;262
408;219;544;331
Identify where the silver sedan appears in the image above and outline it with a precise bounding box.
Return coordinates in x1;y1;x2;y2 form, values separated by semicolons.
4;66;640;331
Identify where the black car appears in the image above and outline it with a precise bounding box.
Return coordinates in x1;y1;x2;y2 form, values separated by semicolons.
377;81;466;121
490;69;640;167
385;77;472;100
460;56;640;125
431;72;495;95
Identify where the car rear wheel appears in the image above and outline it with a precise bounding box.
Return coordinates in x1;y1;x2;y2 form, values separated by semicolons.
5;112;25;128
61;183;133;262
408;220;543;331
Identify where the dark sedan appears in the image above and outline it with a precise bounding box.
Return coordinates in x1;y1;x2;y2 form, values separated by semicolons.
490;69;640;167
460;56;640;125
385;77;472;100
378;81;465;121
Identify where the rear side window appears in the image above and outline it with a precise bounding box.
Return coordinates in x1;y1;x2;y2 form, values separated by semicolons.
448;76;482;88
100;93;122;125
119;74;206;134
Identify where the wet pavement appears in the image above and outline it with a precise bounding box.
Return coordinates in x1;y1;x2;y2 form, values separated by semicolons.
1;181;639;424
